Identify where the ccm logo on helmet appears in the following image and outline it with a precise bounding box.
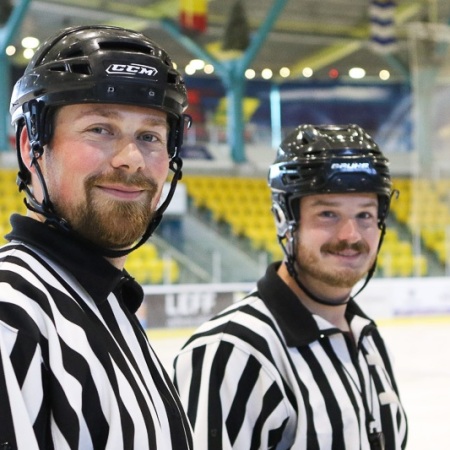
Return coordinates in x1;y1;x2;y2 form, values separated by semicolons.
106;63;158;76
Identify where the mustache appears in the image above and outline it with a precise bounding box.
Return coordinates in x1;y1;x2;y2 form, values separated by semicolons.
321;240;370;254
85;171;158;192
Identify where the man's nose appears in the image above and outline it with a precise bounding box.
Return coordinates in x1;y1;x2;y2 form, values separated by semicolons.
337;218;361;243
111;141;145;172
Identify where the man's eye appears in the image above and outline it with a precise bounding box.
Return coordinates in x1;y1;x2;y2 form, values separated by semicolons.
140;133;159;143
358;212;375;220
88;126;108;134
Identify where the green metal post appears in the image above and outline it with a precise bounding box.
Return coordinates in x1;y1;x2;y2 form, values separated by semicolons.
162;0;288;163
225;61;246;163
0;0;31;151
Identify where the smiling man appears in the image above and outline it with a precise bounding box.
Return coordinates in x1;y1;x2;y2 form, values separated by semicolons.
173;124;408;449
37;104;170;253
0;26;192;449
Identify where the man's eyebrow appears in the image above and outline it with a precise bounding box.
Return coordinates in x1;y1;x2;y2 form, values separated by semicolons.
310;199;378;208
74;107;168;128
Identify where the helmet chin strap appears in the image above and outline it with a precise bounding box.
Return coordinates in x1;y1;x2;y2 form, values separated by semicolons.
18;143;183;259
279;223;386;307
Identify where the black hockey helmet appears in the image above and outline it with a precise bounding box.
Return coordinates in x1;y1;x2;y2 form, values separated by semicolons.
11;25;189;164
9;25;190;257
268;124;393;238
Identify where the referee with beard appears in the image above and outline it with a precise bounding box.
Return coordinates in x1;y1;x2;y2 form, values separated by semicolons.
0;25;193;449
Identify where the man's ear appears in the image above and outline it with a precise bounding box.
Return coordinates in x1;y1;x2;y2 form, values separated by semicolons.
19;125;33;170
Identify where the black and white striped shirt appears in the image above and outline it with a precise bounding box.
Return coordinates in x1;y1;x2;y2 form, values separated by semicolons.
0;215;193;450
173;262;408;449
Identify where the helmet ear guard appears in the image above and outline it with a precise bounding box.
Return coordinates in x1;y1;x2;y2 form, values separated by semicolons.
169;114;192;159
271;192;302;240
271;197;289;238
17;100;50;187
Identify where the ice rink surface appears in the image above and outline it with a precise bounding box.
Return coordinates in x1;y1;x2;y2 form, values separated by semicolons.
148;314;450;449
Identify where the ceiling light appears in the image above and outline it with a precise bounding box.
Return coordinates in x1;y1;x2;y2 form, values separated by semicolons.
349;67;366;79
185;64;196;75
302;67;313;78
23;48;34;59
5;45;15;56
204;64;214;74
21;36;39;49
245;69;255;79
190;59;205;70
279;67;290;78
261;68;273;80
379;69;390;80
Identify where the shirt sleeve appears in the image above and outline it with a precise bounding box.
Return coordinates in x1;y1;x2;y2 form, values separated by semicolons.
173;337;293;450
0;320;42;450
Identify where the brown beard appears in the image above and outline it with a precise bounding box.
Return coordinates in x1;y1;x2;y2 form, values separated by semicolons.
296;239;376;289
53;171;159;249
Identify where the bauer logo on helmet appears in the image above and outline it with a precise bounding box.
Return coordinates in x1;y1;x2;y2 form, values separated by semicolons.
330;162;375;173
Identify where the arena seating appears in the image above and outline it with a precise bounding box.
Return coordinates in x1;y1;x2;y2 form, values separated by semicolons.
125;243;180;284
390;177;450;270
0;169;26;242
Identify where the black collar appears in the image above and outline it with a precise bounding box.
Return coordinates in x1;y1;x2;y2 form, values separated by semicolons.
5;214;143;313
256;262;375;347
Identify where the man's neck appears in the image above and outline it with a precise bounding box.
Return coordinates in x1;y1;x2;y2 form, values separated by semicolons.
277;262;351;332
106;255;127;270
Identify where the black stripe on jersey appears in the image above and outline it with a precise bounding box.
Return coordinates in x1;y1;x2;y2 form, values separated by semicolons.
226;354;261;444
320;337;363;437
49;369;80;447
186;345;206;429
298;343;346;449
286;360;319;450
59;338;109;449
268;416;289;449
159;364;194;450
208;341;234;447
370;331;398;391
0;354;18;449
0;301;42;387
0;268;56;330
250;381;284;450
33;373;53;450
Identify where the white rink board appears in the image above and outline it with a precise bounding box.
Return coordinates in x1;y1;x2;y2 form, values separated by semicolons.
355;276;450;318
141;277;450;330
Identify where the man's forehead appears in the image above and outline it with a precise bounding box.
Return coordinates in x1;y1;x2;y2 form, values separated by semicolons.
302;192;379;206
58;103;168;123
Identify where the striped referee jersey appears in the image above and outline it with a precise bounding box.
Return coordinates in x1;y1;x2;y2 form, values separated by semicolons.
173;262;408;449
0;215;193;450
